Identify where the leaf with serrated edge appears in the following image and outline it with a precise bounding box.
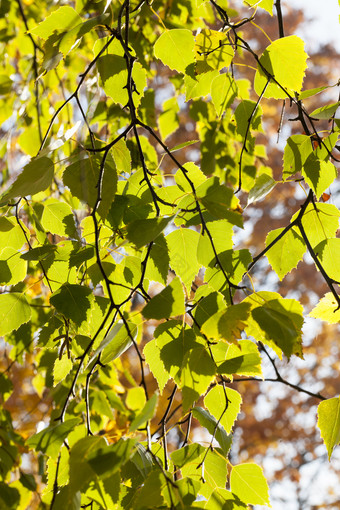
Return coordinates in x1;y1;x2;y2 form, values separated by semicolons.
317;397;340;460
309;293;340;324
230;463;271;506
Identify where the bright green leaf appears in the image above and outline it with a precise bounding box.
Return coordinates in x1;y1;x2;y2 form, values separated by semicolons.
317;396;340;460
205;386;242;434
192;407;232;456
53;356;73;386
230;463;270;506
0;293;31;337
254;35;308;99
166;228;201;293
211;73;238;118
309;293;340;324
265;227;306;280
154;29;195;74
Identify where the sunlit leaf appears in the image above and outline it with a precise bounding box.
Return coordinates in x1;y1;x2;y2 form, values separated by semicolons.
230;463;270;506
254;35;308;99
154;29;195;74
317;396;340;460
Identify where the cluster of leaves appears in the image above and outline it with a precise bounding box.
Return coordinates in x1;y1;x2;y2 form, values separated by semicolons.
0;0;340;508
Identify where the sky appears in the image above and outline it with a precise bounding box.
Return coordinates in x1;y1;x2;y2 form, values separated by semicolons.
285;0;340;52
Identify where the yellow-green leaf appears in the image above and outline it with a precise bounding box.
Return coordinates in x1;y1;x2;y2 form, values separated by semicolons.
317;396;340;460
254;35;308;99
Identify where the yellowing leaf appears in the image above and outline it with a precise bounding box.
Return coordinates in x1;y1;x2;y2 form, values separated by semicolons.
309;293;340;324
317;396;340;460
254;35;308;99
244;0;274;14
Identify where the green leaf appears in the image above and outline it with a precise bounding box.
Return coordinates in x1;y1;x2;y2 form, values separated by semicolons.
154;29;195;74
211;73;238;118
195;29;234;73
171;443;205;469
144;321;197;392
230;463;270;506
144;234;169;285
317;396;340;460
205;386;242;434
204;249;252;291
0;217;29;251
175;162;206;193
309;293;340;324
185;69;219;101
166;228;201;293
247;174;276;205
0;157;54;204
0;483;20;510
299;85;329;99
27;419;80;459
244;0;274;14
158;96;179;141
110;139;131;174
283;134;313;180
97;54;146;108
192;407;232;456
53;356;73;386
142;277;185;320
126;216;174;249
212;339;263;379
234;100;263;137
254;35;308;99
0;293;31;337
314;238;340;282
201;303;251;342
50;284;93;325
310;101;340;120
63;154;117;219
302;158;337;199
144;339;170;394
33;199;77;237
180;345;216;411
265;227;306;280
197;220;234;267
131;470;165;509
193;289;226;327
130;392;158;431
0;247;27;286
90;321;135;365
249;296;304;359
87;438;137;478
30;6;82;39
197;177;242;225
292;203;340;248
